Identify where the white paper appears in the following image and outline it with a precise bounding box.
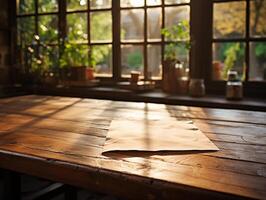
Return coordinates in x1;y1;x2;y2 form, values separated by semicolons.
103;119;219;152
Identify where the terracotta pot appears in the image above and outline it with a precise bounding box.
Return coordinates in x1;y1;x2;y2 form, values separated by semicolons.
176;77;189;95
212;61;223;80
86;68;94;80
70;66;86;81
130;71;140;83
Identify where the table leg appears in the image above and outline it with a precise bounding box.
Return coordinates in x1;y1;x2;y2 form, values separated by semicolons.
3;169;21;200
64;185;77;200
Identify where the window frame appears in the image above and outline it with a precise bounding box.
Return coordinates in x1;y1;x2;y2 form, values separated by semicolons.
13;0;266;98
119;1;191;81
207;0;266;97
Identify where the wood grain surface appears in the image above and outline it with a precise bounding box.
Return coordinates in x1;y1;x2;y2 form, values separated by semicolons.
0;95;265;200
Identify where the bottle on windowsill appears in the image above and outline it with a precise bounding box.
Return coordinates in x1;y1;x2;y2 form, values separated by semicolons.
226;71;243;100
189;78;205;97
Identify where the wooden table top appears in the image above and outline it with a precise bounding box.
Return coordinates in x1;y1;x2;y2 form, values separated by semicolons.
0;95;265;200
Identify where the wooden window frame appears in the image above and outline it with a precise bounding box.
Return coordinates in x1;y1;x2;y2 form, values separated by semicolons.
118;0;191;81
13;0;266;98
206;0;266;97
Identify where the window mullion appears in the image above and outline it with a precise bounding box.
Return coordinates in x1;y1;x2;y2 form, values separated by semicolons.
245;0;250;82
112;0;121;81
88;0;91;44
190;0;212;80
144;0;148;80
35;0;38;36
161;0;165;75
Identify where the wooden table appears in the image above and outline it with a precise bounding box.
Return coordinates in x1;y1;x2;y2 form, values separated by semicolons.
0;95;265;200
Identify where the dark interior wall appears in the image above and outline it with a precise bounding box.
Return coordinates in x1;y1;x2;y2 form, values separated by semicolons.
0;0;10;86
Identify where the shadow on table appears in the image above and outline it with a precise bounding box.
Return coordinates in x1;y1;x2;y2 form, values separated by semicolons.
102;150;216;158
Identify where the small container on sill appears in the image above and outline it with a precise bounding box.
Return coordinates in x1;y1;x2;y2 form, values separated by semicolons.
130;71;140;84
226;71;243;100
189;78;205;97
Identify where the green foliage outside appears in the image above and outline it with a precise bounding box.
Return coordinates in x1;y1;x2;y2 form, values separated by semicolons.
39;15;58;43
67;13;88;42
217;42;266;80
17;17;35;46
38;0;58;13
161;20;190;61
18;0;35;14
219;43;245;79
127;51;143;69
92;45;112;69
59;39;89;68
91;12;112;42
255;43;266;62
67;0;87;11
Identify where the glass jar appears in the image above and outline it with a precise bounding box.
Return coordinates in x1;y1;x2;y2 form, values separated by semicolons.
226;71;243;100
189;78;205;97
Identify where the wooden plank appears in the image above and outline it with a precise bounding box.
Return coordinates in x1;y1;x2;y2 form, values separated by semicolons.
2;95;265;125
166;105;266;125
194;120;266;138
1;117;265;164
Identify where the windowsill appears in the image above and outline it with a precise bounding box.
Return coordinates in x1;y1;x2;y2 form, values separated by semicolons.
22;85;266;112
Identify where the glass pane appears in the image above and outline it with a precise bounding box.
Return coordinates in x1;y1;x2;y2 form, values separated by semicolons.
213;2;246;39
67;0;87;11
60;44;88;67
121;0;144;7
249;42;266;81
67;13;88;43
250;0;266;37
148;45;162;79
17;17;35;45
164;42;189;64
165;6;190;30
121;45;144;76
212;42;245;81
39;45;59;71
165;0;190;4
92;45;112;77
90;0;111;9
147;8;162;41
91;11;112;42
147;0;161;6
38;0;58;13
121;9;144;42
39;15;58;43
17;0;35;14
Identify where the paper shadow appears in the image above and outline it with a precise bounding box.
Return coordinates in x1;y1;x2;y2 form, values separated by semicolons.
102;149;218;158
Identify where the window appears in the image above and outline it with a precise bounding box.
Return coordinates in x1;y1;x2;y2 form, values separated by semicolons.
212;0;266;82
15;0;264;97
66;0;113;76
17;0;59;75
120;0;190;80
16;0;190;82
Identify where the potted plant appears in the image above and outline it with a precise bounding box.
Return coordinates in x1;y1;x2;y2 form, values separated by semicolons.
59;39;94;82
161;20;190;93
22;35;50;85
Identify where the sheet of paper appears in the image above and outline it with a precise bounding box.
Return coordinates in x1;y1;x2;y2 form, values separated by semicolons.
103;119;219;152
